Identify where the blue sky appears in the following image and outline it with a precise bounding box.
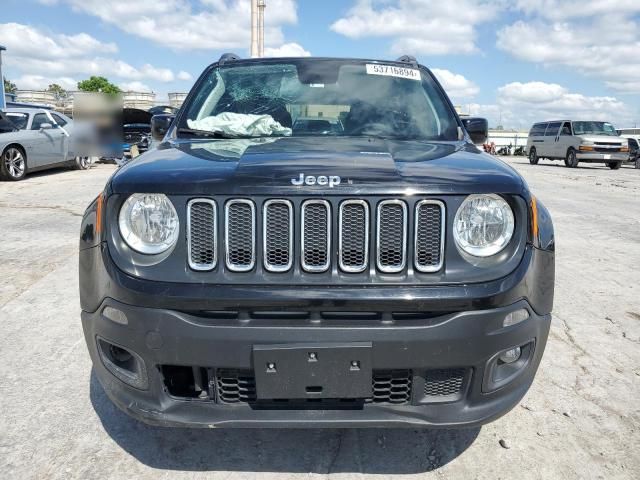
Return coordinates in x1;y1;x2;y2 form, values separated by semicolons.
1;0;639;129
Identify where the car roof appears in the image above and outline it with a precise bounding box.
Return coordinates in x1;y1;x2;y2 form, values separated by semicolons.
5;107;46;114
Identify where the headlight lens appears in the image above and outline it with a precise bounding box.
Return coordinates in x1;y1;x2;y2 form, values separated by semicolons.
453;194;515;257
118;193;179;254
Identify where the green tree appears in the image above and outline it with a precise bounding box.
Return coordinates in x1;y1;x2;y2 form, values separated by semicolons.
47;83;68;102
3;77;17;94
77;76;121;95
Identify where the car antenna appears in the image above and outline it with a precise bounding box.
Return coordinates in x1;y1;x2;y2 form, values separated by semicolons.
395;55;418;67
219;53;241;65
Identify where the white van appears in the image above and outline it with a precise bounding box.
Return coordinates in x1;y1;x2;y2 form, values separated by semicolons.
526;120;628;169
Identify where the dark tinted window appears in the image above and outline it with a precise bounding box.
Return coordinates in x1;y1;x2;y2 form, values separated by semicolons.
5;113;28;130
31;113;50;130
530;123;547;136
545;122;561;136
560;122;572;136
51;113;67;127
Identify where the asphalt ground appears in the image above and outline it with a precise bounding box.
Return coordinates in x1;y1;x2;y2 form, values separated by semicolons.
1;158;638;479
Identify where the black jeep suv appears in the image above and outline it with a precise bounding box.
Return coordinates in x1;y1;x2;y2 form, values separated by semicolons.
79;55;555;428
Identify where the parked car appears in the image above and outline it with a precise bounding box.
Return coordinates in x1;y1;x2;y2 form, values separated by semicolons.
80;54;555;429
526;120;628;169
623;137;640;168
122;108;153;157
0;107;90;181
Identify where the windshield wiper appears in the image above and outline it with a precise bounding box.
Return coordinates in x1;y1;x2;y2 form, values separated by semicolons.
177;128;239;139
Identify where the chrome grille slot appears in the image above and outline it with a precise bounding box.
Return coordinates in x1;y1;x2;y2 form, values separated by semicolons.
376;200;407;273
187;199;217;271
263;200;293;272
225;199;255;271
339;200;369;273
414;200;445;272
301;200;331;272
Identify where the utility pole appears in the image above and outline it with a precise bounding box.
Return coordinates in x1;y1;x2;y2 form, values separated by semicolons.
250;0;266;58
0;45;6;110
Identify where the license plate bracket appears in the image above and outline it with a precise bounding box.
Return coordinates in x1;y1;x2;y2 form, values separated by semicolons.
253;342;372;400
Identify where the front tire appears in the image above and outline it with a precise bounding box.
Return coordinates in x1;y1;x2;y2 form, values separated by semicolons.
529;148;539;165
565;149;579;168
74;156;91;170
0;146;27;181
607;161;622;170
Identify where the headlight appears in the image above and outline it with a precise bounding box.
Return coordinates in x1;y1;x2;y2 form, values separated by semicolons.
453;194;515;257
118;193;179;254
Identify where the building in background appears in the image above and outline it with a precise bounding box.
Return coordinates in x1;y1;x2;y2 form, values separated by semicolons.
122;91;156;110
15;90;56;108
167;92;188;109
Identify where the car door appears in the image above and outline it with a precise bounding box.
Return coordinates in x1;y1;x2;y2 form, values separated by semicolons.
51;113;73;160
30;112;66;166
542;122;561;158
555;121;573;159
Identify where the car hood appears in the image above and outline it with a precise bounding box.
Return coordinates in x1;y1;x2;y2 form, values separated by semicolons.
111;136;525;196
579;134;626;144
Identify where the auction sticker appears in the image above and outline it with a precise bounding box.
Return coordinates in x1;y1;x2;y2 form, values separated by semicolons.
366;63;421;81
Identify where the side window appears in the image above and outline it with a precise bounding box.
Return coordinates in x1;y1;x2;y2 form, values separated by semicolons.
51;114;67;127
560;122;572;136
529;123;546;136
545;122;561;136
30;113;49;130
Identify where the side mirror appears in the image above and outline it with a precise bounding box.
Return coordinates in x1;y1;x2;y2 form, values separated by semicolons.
461;117;488;145
151;114;175;141
39;123;53;130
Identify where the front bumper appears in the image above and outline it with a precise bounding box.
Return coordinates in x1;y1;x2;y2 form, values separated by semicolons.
84;298;549;428
81;245;554;428
576;151;627;162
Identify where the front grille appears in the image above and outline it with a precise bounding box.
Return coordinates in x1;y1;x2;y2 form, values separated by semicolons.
414;200;445;272
187;199;217;271
216;369;257;404
301;200;331;272
186;197;445;276
263;200;293;272
376;200;407;273
212;369;412;405
423;368;467;398
368;369;412;404
225;200;255;271
339;200;369;272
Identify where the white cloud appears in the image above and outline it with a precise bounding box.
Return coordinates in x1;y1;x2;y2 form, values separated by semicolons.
1;23;181;85
497;14;640;93
177;71;193;81
119;81;153;92
56;0;300;51
331;0;502;55
513;0;640;20
431;69;479;101
263;42;311;57
468;81;633;129
11;74;77;91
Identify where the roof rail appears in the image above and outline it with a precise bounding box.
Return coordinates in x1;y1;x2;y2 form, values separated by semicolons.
396;55;418;66
219;53;241;64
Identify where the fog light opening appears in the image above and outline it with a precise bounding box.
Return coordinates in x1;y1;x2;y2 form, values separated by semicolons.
498;346;522;364
503;308;529;327
97;337;148;390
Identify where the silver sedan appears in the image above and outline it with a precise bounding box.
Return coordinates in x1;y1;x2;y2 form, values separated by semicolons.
0;107;91;181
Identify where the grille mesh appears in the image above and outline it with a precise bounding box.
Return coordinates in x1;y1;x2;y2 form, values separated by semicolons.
423;368;466;398
339;201;368;272
369;370;412;404
264;201;292;271
216;369;257;404
415;201;444;272
225;200;255;271
302;201;330;271
377;201;407;272
188;200;217;270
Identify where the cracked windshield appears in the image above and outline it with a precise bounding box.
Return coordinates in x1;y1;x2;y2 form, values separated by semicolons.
181;60;458;141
